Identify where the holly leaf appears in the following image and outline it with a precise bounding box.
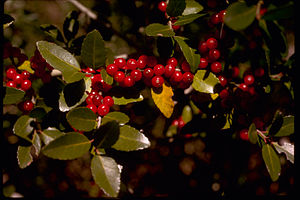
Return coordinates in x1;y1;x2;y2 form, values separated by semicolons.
36;41;85;83
192;70;220;93
17;145;33;169
145;23;175;37
94;121;120;149
248;123;258;144
151;83;174;118
42;132;91;160
224;1;257;31
40;127;65;145
101;112;130;125
3;86;25;105
40;24;65;43
174;36;200;73
111;125;150;151
91;155;121;197
13;115;34;142
59;77;91;112
173;13;206;26
273;142;294;164
81;29;106;69
262;144;281;181
66;107;97;132
166;0;186;17
268;115;294;137
182;0;204;15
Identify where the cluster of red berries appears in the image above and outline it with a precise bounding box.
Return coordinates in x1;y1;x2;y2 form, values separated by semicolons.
105;55;194;89
3;42;28;66
198;37;222;74
209;10;226;25
29;49;53;83
5;67;32;91
157;1;181;31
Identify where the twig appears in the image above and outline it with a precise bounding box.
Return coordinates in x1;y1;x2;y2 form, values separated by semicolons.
66;0;97;20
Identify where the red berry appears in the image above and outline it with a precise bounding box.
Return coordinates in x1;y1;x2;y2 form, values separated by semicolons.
23;100;34;112
151;75;164;88
86;104;98;113
206;38;218;49
153;64;165;76
254;67;264;77
164;64;175;78
239;83;248;92
6;81;16;88
198;41;208;53
178;116;185;129
171;71;183;82
85;67;96;74
219;10;226;22
167;57;178;67
20;70;31;80
158;1;167;12
146;56;157;68
103;96;114;107
106;64;118;76
91;74;102;86
114;58;126;69
13;74;23;85
6;68;17;80
127;58;138;70
131;69;142;82
97;104;110;116
208;49;220;60
219;89;229;99
137;55;147;69
239;129;249;141
210;62;222;73
218;75;227;87
211;13;221;24
21;79;32;91
143;68;154;79
231;66;240;78
199;58;208;69
181;61;190;72
92;93;103;106
172;23;181;31
114;71;125;83
122;76;135;87
244;74;255;86
172;119;179;126
86;94;94;105
182;72;194;84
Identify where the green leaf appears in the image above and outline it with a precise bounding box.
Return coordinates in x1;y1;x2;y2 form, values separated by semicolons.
145;23;175;37
101;69;113;85
3;86;25;105
42;132;91;160
101;112;130;125
173;13;206;26
182;0;204;15
181;105;192;124
81;29;106;69
40;127;64;145
248;123;258;144
3;14;14;29
63;11;79;41
36;41;85;83
17;145;33;169
32;132;42;156
94;121;120;149
112;94;144;105
59;77;91;112
174;36;200;73
66;107;97;132
192;70;220;93
262;2;294;21
112;125;150;151
91;155;121;197
13;115;34;142
274;116;294;137
273;142;294;164
166;0;186;17
29;107;47;121
224;1;257;31
151;83;175;118
40;24;65;43
262;144;281;181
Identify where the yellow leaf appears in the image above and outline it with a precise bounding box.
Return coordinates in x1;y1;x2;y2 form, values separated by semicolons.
151;83;174;118
18;60;35;74
210;93;219;100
